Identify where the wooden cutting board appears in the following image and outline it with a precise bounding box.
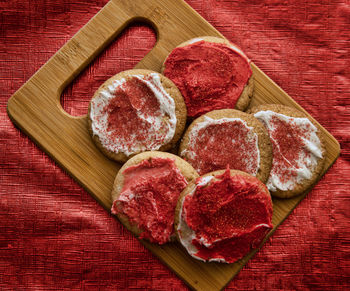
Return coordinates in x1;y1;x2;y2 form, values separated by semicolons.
7;0;340;290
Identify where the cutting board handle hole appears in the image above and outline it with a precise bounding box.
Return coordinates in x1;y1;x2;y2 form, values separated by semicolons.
60;22;157;117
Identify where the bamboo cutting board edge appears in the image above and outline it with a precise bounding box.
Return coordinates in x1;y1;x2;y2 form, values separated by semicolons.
6;0;341;290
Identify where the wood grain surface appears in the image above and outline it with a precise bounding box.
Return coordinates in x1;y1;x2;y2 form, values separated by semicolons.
7;0;340;290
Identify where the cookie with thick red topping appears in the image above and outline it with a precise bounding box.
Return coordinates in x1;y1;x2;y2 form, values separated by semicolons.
174;168;273;263
88;69;187;163
248;104;326;198
111;151;198;244
179;109;272;183
161;36;254;118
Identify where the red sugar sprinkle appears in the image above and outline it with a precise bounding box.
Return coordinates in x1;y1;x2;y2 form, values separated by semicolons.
267;115;313;183
112;158;188;244
99;76;170;151
182;168;272;263
184;120;259;175
164;41;252;117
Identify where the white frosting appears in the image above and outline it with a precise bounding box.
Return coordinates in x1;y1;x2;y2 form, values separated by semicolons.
90;73;176;156
118;190;135;202
227;43;250;63
187;37;204;44
195;175;213;187
177;176;240;263
254;110;323;192
181;116;260;176
177;197;203;261
177;176;213;262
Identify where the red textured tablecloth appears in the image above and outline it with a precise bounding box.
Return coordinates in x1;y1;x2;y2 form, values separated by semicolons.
1;0;349;290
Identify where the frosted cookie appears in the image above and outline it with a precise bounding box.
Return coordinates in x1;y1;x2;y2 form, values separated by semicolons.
88;69;187;163
161;36;254;118
248;104;326;198
179;109;272;183
111;151;198;244
175;168;273;263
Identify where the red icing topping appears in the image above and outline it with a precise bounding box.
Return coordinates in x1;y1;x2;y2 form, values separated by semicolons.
262;115;313;184
184;119;259;176
99;76;171;151
112;158;188;244
183;168;272;263
164;41;252;117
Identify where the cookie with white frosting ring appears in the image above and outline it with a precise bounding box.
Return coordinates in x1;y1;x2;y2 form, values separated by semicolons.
179;109;272;183
248;104;326;198
88;69;187;163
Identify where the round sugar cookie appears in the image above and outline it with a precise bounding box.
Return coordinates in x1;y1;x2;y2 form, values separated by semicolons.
174;168;273;263
179;109;272;183
88;69;187;163
248;104;326;198
111;151;199;245
161;36;254;118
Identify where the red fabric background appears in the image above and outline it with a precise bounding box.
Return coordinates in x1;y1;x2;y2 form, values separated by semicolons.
1;0;349;290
